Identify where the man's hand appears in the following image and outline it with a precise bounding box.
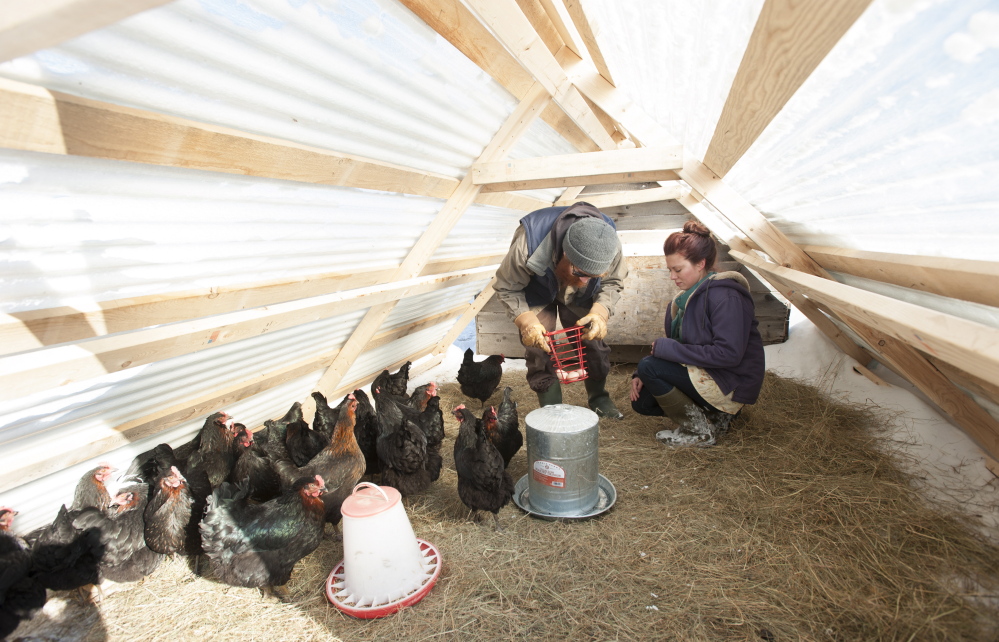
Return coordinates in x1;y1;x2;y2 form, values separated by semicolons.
577;302;609;341
515;311;551;353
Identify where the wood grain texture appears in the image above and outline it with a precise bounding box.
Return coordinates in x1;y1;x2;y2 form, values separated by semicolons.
731;249;999;458
396;0;598;152
563;0;616;87
0;268;493;403
803;245;999;308
704;0;873;177
0;254;504;357
0;0;173;63
472;146;682;187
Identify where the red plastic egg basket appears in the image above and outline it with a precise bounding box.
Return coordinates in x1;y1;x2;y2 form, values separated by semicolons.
545;325;589;383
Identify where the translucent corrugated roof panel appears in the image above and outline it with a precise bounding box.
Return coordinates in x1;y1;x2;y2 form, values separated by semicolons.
0;148;449;312
721;0;999;261
0;0;522;178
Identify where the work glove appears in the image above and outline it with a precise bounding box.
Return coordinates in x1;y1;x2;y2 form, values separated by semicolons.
514;310;551;353
577;302;609;341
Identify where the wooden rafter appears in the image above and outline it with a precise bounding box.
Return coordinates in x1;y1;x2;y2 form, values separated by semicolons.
0;254;505;357
537;0;583;58
802;245;999;308
395;0;599;153
556;184;687;209
0;267;494;403
0;78;549;212
311;83;552;397
430;279;499;356
731;249;999;457
514;0;564;55
562;0;616;87
0;0;173;63
731;252;999;389
460;0;618;151
473;146;682;192
704;0;873;177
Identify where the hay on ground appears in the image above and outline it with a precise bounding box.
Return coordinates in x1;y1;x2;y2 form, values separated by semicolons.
15;368;999;641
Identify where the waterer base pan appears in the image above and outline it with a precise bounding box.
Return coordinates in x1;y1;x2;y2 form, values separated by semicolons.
513;474;616;521
326;539;441;619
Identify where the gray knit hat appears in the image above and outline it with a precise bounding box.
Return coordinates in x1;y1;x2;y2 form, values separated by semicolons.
563;217;619;276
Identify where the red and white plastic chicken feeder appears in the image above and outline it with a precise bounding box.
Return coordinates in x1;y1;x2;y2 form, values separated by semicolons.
326;483;441;619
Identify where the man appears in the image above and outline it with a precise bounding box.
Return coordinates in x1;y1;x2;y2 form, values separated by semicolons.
493;201;627;419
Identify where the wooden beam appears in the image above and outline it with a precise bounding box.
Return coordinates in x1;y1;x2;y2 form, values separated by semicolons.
0;78;551;211
0;267;493;403
460;0;618;151
537;0;583;58
0;253;504;357
395;0;598;153
563;0;616;87
312;83;552;396
473;146;682;192
514;0;564;56
802;245;999;308
0;0;174;63
431;279;498;356
730;250;999;396
556;185;586;206
703;0;873;177
563;184;688;209
732;251;999;459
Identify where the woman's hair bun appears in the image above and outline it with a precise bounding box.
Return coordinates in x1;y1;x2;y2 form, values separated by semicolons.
682;220;711;237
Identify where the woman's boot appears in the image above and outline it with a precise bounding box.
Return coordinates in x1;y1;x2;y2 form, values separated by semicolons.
652;388;717;446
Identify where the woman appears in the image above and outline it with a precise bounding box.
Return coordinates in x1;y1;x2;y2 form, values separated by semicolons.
630;221;765;446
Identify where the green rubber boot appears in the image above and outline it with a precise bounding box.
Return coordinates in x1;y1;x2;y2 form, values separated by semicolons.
584;377;624;420
536;382;563;407
652;388;716;446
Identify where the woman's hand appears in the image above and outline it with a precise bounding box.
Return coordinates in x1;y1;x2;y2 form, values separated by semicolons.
629;377;643;402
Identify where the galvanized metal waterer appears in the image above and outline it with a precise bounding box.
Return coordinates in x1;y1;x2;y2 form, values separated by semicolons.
512;404;616;520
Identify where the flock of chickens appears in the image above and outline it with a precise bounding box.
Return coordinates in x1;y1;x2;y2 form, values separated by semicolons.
0;348;517;636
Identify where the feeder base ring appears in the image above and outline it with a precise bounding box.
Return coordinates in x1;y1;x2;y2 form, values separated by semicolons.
326;539;441;619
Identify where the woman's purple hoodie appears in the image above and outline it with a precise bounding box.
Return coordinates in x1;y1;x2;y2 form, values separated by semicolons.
651;272;766;404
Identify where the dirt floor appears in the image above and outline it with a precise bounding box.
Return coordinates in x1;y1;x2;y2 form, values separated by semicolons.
11;366;999;642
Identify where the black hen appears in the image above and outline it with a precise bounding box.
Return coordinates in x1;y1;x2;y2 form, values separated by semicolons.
458;349;505;408
72;485;163;583
28;505;104;592
200;475;327;596
229;424;281;502
70;464;116;513
372;361;411;399
483;387;522;468
0;509;47;639
284;417;327;468
143;466;193;555
373;387;431;496
452;406;514;530
349;389;379;477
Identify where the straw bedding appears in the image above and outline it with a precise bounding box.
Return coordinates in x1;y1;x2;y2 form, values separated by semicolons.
13;368;999;641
